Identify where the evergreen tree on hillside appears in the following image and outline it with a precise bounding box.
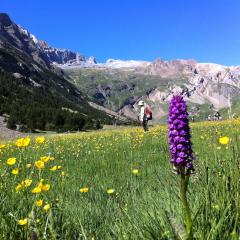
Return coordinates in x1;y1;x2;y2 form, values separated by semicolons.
0;72;113;132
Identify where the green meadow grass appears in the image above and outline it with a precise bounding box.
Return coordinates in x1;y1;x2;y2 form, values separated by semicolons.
0;120;240;239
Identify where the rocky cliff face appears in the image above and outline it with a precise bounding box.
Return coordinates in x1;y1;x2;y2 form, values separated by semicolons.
65;58;240;121
0;13;88;67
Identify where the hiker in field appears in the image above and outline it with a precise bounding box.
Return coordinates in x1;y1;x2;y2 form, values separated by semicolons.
138;100;152;132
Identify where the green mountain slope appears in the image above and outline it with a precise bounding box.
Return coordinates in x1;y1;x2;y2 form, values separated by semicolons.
0;14;114;131
66;67;181;110
65;60;240;122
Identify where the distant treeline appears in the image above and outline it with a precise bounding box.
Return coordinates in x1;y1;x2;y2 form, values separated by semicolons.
0;72;110;132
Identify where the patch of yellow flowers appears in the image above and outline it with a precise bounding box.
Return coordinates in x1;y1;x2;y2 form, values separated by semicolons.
35;136;45;144
16;137;31;147
0;143;5;149
15;136;45;148
79;187;89;193
35;199;43;207
7;157;16;166
15;179;33;192
11;168;19;175
18;218;28;226
35;199;51;211
34;156;54;170
219;136;230;145
4;136;60;228
32;180;50;194
35;160;45;170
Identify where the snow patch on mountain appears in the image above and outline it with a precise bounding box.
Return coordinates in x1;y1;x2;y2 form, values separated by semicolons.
105;59;151;68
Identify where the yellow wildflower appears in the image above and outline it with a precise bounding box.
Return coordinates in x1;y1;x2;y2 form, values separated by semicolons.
132;169;139;175
61;171;65;176
16;137;30;147
219;136;229;145
31;180;50;193
79;187;89;193
32;186;42;194
107;189;115;194
57;166;62;169
0;143;5;149
15;183;23;192
7;157;16;166
35;136;45;144
11;168;19;175
50;166;57;171
18;218;28;226
43;204;50;211
26;163;32;168
41;184;50;192
35;160;45;170
35;199;43;207
23;179;32;187
40;156;51;163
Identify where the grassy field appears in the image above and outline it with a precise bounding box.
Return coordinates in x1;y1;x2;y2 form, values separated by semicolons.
0;119;240;239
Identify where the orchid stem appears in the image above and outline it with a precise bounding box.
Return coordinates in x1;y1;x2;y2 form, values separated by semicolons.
180;173;193;240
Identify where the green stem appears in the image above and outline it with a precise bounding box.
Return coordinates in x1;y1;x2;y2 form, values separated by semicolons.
180;173;193;240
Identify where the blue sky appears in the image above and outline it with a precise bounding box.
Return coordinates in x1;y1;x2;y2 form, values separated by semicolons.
1;0;240;65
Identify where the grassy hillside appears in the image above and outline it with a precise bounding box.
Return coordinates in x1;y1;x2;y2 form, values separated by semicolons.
0;119;239;239
65;68;185;110
65;67;235;122
0;71;113;132
0;45;114;132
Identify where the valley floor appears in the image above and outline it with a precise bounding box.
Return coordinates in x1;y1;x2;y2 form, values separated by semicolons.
0;116;26;141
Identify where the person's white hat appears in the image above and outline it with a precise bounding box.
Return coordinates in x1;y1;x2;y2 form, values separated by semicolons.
138;100;144;106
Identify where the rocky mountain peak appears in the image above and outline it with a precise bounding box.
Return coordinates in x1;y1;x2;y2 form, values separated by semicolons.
0;13;12;27
87;56;97;64
0;13;92;66
153;58;164;64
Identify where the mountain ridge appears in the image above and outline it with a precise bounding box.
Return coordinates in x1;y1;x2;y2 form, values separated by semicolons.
64;58;240;121
0;13;122;131
0;12;239;124
0;13;95;67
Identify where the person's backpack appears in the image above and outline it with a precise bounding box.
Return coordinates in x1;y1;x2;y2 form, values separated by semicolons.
144;107;152;120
